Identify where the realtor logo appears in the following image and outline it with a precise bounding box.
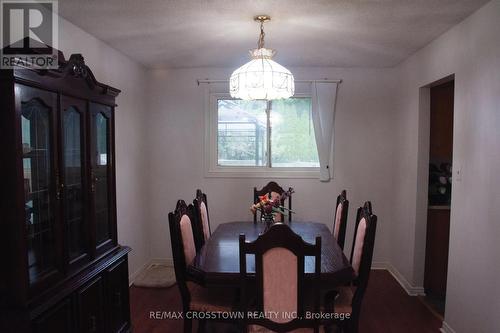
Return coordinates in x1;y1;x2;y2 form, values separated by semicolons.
1;0;58;69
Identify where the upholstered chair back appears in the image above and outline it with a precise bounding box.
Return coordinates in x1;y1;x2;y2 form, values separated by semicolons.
332;190;349;250
349;202;377;316
351;217;367;277
179;214;196;266
168;200;198;286
193;189;211;251
239;223;322;332
199;201;210;240
262;247;297;322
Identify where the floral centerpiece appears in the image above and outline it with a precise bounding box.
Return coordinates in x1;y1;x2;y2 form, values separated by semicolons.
250;188;294;228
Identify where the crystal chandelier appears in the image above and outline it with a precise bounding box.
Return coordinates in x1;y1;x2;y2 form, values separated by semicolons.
230;15;294;100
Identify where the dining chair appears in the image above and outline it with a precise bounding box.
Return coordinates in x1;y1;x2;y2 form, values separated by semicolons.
253;181;293;223
332;190;349;250
168;200;236;333
239;222;323;332
193;189;211;251
324;201;377;333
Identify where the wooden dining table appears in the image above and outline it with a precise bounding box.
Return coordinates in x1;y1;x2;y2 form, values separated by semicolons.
188;221;354;287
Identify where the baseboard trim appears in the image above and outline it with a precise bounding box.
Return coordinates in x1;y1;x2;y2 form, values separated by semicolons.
371;262;425;296
371;261;389;270
129;261;150;286
149;257;174;266
440;321;457;333
128;258;174;286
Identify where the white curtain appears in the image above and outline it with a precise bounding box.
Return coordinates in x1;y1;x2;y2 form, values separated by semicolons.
311;81;339;182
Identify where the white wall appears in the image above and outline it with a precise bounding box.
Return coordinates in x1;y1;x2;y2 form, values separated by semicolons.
391;1;500;332
58;18;150;279
145;66;398;264
56;1;500;330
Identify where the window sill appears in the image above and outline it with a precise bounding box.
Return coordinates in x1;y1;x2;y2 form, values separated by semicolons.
204;167;320;179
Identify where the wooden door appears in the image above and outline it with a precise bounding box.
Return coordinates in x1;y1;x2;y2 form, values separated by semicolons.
33;298;74;333
105;259;131;332
77;276;105;333
89;102;116;255
16;83;64;295
424;208;451;298
60;96;90;270
429;81;454;160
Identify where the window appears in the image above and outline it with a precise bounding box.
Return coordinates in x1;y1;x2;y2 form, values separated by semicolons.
206;93;320;178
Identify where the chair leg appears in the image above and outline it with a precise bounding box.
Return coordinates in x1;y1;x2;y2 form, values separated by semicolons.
197;319;206;333
184;317;192;333
333;325;342;333
343;319;358;333
238;323;249;333
324;324;339;333
328;321;343;333
350;320;359;333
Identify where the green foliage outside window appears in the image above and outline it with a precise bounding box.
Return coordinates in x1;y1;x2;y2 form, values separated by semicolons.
271;98;319;167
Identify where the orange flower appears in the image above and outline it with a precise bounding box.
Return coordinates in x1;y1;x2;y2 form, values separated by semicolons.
258;194;270;203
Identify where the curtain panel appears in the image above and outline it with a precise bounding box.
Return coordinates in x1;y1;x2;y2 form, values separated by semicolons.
311;81;339;181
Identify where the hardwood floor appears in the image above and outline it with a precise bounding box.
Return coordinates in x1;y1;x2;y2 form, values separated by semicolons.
130;270;442;333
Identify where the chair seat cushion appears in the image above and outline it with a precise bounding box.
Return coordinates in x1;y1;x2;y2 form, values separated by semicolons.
187;282;236;312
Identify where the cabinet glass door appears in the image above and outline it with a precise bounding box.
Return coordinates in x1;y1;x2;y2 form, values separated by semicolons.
90;103;114;251
62;97;89;265
19;85;61;286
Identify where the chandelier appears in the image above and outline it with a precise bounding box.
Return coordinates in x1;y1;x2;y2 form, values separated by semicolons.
230;15;294;100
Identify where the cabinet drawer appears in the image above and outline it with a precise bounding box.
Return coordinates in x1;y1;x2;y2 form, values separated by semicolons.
105;259;130;332
77;276;105;333
33;298;73;333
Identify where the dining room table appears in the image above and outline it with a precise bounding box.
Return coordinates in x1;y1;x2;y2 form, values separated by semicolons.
187;221;354;288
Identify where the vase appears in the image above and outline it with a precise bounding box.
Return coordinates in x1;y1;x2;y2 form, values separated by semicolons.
262;213;274;232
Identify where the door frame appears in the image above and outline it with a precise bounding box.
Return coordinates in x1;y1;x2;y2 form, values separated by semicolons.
413;74;455;293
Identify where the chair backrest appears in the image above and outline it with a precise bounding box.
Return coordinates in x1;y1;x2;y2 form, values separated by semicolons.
349;201;377;316
239;223;321;332
193;189;211;251
168;200;198;308
333;190;349;250
253;181;293;223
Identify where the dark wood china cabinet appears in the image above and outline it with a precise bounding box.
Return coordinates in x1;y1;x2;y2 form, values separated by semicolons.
0;49;131;332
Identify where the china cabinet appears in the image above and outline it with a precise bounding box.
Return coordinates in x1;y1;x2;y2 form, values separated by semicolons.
0;49;131;332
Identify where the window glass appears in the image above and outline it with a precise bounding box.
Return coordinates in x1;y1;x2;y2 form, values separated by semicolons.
271;98;319;167
217;99;268;166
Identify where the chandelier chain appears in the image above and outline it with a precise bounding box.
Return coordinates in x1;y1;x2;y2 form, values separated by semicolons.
258;21;265;49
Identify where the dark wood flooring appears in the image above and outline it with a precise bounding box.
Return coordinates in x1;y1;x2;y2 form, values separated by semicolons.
130;270;442;333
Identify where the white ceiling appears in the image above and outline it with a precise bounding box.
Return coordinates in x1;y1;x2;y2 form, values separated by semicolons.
58;0;488;69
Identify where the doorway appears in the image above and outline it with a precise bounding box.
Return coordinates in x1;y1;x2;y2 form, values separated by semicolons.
423;80;454;317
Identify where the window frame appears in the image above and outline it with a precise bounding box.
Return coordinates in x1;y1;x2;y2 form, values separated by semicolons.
204;93;321;178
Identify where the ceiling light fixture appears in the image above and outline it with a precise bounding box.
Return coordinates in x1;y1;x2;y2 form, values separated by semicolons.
229;15;294;100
